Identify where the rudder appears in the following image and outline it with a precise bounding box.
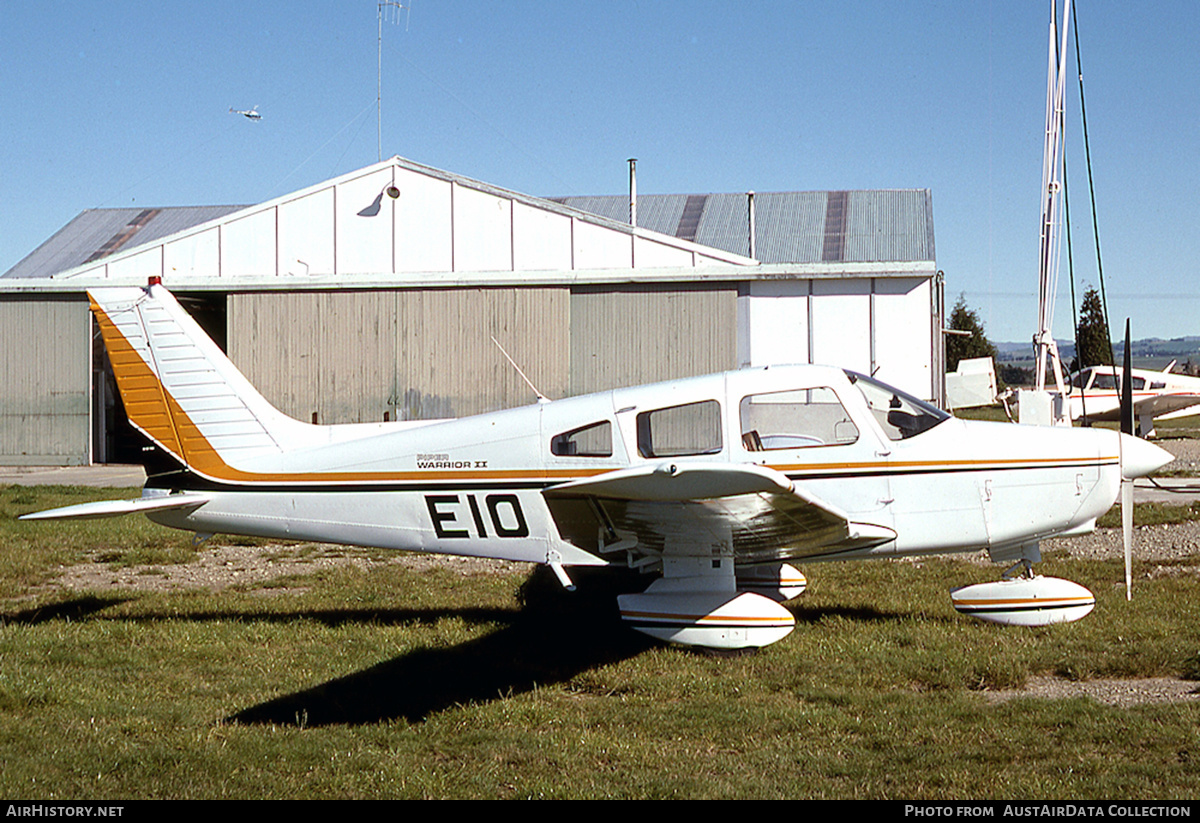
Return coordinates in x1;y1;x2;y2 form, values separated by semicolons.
90;283;316;479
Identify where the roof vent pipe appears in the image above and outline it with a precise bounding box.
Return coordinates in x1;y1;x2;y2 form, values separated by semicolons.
747;191;756;259
628;158;638;227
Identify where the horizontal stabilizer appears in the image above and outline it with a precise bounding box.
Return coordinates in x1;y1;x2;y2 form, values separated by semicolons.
19;493;209;521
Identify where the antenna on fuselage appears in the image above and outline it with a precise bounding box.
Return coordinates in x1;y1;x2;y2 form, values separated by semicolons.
491;336;549;404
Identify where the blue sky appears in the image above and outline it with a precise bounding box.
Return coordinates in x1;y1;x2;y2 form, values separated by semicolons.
3;1;1198;343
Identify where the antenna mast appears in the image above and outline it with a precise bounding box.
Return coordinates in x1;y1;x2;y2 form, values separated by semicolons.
378;2;410;162
1034;0;1071;394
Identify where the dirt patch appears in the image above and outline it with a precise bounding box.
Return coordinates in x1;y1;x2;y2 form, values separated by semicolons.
985;675;1200;707
47;543;530;596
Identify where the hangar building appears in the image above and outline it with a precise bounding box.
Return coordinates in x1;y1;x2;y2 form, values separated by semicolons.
0;156;942;466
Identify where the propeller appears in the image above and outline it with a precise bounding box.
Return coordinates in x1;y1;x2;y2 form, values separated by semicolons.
1120;319;1134;600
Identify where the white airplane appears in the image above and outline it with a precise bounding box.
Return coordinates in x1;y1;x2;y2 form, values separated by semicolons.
21;281;1173;650
229;106;262;121
1069;364;1200;438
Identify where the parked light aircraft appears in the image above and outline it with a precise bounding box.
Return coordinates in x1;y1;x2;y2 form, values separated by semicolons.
229;106;261;121
1069;364;1200;438
21;282;1173;649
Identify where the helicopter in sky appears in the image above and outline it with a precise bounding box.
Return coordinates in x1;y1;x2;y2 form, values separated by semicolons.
229;106;262;121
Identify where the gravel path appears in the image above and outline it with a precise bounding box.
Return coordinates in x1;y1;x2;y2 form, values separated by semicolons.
1158;436;1200;475
45;544;529;597
1047;520;1200;568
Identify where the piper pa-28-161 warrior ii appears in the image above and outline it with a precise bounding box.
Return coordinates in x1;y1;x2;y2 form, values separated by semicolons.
22;282;1173;649
1069;364;1200;439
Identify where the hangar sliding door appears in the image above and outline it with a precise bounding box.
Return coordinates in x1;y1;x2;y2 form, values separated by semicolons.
568;284;737;397
228;288;569;424
0;297;91;465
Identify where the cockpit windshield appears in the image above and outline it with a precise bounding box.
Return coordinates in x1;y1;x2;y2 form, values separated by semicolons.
845;371;950;441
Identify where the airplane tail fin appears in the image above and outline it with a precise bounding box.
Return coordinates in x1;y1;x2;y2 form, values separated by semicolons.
90;282;315;481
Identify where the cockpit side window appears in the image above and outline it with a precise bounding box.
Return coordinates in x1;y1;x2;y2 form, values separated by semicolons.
551;421;613;457
739;388;859;451
637;400;722;458
845;371;950;441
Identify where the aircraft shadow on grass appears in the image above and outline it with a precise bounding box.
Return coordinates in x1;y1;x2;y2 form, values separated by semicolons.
225;566;656;726
2;572;914;726
220;574;923;727
3;595;133;625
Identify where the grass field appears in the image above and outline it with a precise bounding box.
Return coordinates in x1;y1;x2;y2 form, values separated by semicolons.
3;485;1200;799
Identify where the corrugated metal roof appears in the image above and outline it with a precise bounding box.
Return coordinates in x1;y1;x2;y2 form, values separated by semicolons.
3;205;246;279
550;190;934;265
7;183;934;281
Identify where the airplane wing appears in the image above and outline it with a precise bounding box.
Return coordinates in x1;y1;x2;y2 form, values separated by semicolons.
543;462;895;565
1081;394;1200;422
1133;394;1200;420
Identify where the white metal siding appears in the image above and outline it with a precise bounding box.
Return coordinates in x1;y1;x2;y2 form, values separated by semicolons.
393;168;452;273
513;202;573;271
872;277;933;397
452;185;513;272
738;280;811;368
278;187;335;276
222;210;276;276
164;230;221;280
337;168;397;274
810;279;872;375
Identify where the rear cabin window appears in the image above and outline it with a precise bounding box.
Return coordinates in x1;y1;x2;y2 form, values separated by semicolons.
637;400;722;458
551;421;613;457
739;388;859;450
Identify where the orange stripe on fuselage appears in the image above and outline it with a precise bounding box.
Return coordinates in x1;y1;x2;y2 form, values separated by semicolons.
766;454;1119;473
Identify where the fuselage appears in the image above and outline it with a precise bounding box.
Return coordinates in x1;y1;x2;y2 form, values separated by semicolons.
147;364;1142;569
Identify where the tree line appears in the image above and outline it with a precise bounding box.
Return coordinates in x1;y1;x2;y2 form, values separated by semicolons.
948;286;1112;388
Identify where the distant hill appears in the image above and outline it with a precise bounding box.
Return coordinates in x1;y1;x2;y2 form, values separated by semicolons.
996;336;1200;364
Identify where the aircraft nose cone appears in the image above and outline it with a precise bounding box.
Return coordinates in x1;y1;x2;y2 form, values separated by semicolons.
1119;433;1174;479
